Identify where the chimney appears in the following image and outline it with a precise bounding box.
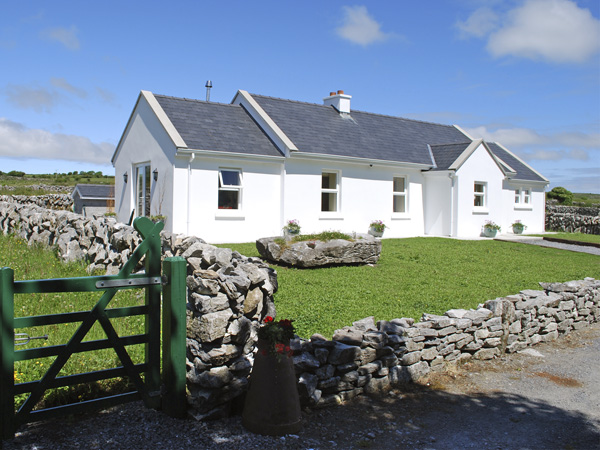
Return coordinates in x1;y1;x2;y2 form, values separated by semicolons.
323;89;351;114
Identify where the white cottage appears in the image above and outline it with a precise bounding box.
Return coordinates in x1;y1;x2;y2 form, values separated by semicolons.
111;89;548;243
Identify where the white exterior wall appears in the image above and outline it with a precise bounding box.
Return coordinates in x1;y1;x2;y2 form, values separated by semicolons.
113;95;175;229
423;172;452;236
454;144;505;237
172;154;283;243
282;157;426;238
501;181;546;234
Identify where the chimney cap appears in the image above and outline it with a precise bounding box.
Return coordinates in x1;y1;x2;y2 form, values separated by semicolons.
337;90;344;95
205;80;213;88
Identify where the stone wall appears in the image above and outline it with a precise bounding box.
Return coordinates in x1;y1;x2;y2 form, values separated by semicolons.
0;194;73;211
291;278;600;408
0;201;276;419
1;201;598;419
545;204;600;235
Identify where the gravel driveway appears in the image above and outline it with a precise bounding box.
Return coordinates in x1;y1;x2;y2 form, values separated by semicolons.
4;322;599;450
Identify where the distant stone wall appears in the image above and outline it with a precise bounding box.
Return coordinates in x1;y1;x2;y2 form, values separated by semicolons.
292;279;600;408
0;194;73;211
0;184;72;193
545;204;600;235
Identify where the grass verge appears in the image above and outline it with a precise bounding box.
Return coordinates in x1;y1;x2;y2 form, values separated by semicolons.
1;234;145;410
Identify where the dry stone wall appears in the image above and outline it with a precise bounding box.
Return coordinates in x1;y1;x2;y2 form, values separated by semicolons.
0;200;277;419
545;204;600;235
291;278;600;408
0;194;73;211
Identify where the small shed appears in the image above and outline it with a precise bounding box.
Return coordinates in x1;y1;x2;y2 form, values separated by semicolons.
72;184;115;217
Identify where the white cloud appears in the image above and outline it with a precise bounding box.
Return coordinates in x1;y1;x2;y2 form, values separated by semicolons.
458;0;600;63
40;25;80;50
465;125;600;148
51;77;87;98
456;7;499;39
5;84;60;113
0;118;115;165
336;6;392;46
96;87;117;105
464;125;599;161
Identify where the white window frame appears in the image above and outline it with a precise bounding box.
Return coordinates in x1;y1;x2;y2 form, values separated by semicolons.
514;187;532;210
218;168;243;211
135;163;151;217
392;175;408;215
473;181;487;211
320;170;340;214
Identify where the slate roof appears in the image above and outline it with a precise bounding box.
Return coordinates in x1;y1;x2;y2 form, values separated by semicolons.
154;95;282;157
429;142;472;170
73;184;114;199
486;142;547;182
152;91;545;182
250;94;470;166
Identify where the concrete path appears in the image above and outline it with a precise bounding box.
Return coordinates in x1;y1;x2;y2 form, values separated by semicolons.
495;234;600;256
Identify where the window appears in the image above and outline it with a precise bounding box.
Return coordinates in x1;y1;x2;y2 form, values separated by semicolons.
218;169;242;210
135;164;151;217
515;188;530;205
474;182;486;208
321;171;339;212
393;176;407;213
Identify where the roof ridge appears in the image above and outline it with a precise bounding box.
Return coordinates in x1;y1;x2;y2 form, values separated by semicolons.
153;93;237;108
250;93;460;128
429;142;472;148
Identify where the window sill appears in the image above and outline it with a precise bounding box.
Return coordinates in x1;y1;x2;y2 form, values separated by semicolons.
472;208;489;215
391;214;411;220
215;210;245;220
514;206;533;211
319;214;343;220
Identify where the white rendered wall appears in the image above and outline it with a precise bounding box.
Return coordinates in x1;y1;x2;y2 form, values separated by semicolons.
423;172;452;236
501;181;546;234
113;95;176;230
454;144;505;237
175;154;283;243
282;158;426;238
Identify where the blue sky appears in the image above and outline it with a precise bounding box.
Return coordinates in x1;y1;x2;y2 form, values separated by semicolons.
1;0;599;193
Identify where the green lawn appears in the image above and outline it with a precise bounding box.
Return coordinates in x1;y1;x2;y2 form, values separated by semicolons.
218;237;599;338
1;234;145;407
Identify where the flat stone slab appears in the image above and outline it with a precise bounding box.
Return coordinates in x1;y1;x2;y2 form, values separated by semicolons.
256;234;382;268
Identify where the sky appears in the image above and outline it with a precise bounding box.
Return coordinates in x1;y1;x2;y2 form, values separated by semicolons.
0;0;599;193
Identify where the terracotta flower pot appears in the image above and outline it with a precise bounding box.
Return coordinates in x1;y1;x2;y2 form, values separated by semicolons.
242;339;302;436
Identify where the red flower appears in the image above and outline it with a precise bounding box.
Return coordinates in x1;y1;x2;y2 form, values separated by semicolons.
264;316;274;323
279;319;293;328
275;343;285;354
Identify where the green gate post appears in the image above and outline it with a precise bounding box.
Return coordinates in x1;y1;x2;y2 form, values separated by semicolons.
140;218;163;410
0;268;15;440
161;257;187;418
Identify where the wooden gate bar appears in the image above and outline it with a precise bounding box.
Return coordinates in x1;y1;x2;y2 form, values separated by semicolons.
0;217;187;440
0;267;15;440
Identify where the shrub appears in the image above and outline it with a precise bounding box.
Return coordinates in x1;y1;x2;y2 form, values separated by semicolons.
547;186;573;205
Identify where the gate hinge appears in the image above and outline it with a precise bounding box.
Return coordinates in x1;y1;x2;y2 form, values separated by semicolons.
96;276;167;289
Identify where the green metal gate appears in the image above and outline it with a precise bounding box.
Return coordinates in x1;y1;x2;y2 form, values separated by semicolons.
1;217;187;440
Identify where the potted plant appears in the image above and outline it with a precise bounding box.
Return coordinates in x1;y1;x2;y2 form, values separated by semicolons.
242;316;301;436
511;220;527;234
369;220;387;238
482;220;501;238
282;219;301;237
